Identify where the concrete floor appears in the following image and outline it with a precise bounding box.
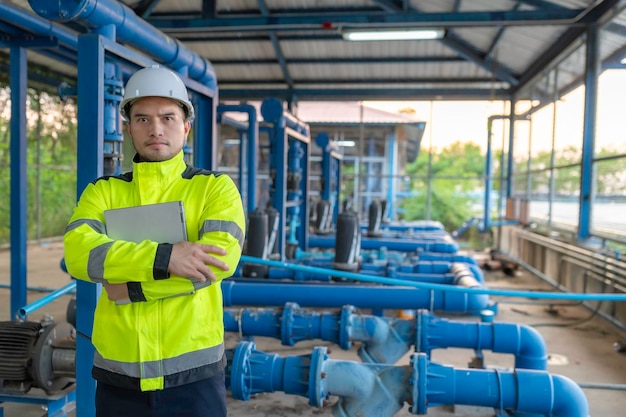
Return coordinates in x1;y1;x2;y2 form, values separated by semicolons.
1;241;625;417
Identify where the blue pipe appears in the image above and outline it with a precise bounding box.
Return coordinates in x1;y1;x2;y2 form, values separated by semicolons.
223;304;547;369
389;262;485;285
17;281;77;320
0;3;78;50
416;310;547;370
222;280;489;313
413;354;588;416
417;251;479;265
227;342;589;417
217;103;258;214
261;97;310;138
28;0;216;87
360;220;445;232
223;303;347;348
239;255;626;301
309;234;459;253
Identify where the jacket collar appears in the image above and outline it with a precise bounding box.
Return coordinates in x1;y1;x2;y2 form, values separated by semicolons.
132;151;187;184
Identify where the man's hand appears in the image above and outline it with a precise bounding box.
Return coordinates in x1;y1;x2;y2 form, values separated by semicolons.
169;241;230;283
103;282;129;302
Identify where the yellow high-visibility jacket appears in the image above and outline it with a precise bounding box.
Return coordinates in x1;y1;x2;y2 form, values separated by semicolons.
64;151;245;391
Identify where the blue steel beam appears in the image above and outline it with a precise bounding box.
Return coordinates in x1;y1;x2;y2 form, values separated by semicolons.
133;0;164;19
150;9;586;32
218;77;500;85
219;88;510;101
208;56;465;64
9;46;27;320
258;0;293;90
515;0;621;90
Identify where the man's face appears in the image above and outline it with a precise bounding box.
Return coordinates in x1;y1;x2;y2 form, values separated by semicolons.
126;96;190;162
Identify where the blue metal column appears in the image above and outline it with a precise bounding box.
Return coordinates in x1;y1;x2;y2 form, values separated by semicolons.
295;139;310;252
483;118;494;232
271;116;287;259
217;104;259;214
190;96;211;169
386;132;396;222
193;95;212;170
506;103;515;198
578;25;599;240
9;46;27;320
75;33;105;417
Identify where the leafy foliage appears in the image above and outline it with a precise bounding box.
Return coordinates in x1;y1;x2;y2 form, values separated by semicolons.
400;141;485;232
0;86;77;244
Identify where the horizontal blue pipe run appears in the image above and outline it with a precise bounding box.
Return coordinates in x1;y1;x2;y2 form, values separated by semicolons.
239;256;626;301
309;234;459;253
28;0;216;87
222;280;489;312
17;281;76;319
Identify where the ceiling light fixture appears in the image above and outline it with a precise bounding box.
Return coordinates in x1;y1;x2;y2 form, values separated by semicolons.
342;28;445;41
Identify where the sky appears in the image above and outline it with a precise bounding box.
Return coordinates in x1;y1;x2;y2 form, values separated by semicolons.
363;100;510;153
362;69;626;156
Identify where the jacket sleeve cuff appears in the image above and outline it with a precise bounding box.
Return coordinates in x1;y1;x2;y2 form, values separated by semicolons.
127;282;146;302
153;243;172;280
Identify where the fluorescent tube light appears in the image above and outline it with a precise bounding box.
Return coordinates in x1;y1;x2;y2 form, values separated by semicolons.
342;28;445;41
336;140;356;147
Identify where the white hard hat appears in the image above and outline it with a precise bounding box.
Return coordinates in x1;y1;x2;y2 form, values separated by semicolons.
120;65;195;121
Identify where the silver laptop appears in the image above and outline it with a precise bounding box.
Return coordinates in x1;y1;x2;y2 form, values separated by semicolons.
104;201;188;244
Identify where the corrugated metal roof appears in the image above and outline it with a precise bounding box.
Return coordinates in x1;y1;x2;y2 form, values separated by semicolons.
2;0;625;103
295;101;425;124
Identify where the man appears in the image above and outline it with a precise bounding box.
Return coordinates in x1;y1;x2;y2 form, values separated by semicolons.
64;65;246;417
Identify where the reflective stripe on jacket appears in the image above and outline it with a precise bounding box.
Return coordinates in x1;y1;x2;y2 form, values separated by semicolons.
64;151;245;391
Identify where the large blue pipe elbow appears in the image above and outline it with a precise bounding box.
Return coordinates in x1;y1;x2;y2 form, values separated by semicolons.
417;310;548;370
228;342;589;417
261;98;310;136
28;0;216;87
414;355;588;416
228;341;409;417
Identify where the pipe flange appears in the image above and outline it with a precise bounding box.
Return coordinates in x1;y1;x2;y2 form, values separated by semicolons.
229;341;255;401
281;302;298;346
339;305;355;350
415;310;431;353
410;353;428;415
308;346;329;407
31;321;75;394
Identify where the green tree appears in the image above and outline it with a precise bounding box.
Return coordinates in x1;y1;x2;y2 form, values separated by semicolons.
400;141;485;231
0;86;77;244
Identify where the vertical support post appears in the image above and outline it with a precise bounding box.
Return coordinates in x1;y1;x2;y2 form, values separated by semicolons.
297;140;309;252
578;25;599;240
548;69;559;226
272;122;287;260
425;102;434;220
334;155;342;221
386;132;396;222
76;33;105;417
194;95;212;169
506;100;515;198
483;119;494;232
9;46;27;320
